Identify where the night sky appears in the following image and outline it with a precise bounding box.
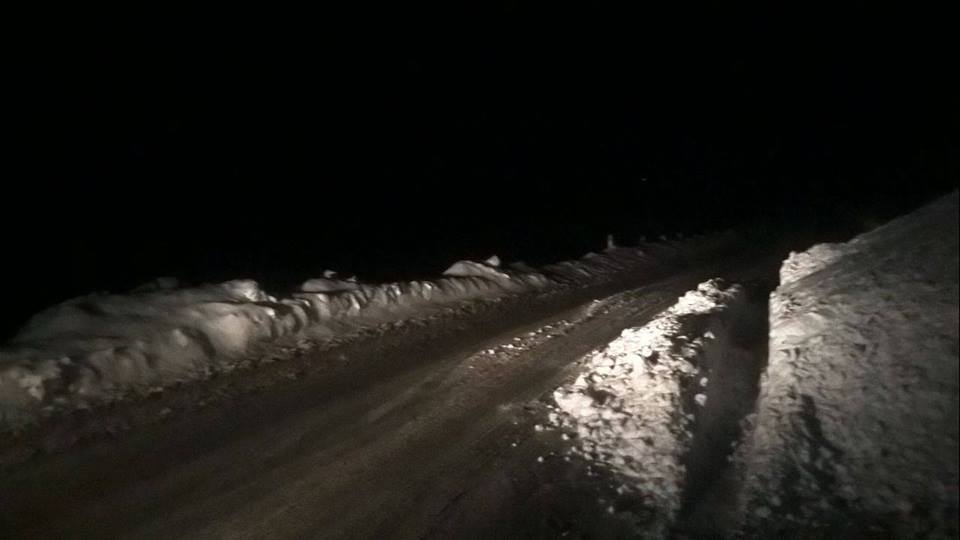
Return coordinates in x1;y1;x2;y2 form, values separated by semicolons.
5;6;957;337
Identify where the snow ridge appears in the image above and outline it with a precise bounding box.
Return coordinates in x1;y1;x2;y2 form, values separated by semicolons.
549;279;745;538
0;233;735;428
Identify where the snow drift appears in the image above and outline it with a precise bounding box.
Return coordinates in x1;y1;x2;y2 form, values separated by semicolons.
549;279;747;537
738;192;959;537
0;233;736;429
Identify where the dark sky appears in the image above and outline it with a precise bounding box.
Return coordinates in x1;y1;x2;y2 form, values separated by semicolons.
4;6;958;335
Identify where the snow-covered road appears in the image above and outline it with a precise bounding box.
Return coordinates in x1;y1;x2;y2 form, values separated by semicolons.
2;194;955;538
0;254;777;538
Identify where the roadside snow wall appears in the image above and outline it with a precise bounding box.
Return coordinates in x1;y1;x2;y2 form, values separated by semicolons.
738;192;959;537
549;279;747;538
0;233;736;429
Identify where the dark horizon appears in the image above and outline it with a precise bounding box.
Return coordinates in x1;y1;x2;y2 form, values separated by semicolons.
4;9;957;337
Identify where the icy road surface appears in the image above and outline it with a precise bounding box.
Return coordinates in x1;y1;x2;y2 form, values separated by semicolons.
0;257;776;538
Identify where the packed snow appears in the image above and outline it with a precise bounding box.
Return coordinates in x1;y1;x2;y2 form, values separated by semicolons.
442;255;513;280
548;278;746;537
737;192;959;537
0;234;735;428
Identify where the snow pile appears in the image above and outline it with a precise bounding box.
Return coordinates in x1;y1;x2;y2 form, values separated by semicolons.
738;192;959;537
0;280;298;423
0;233;737;428
540;234;726;285
443;255;513;281
0;274;531;427
301;270;361;292
549;279;745;537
